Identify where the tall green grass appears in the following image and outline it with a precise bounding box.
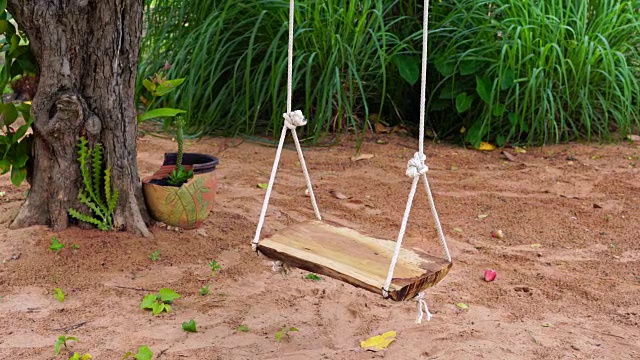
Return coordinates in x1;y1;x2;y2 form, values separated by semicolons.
139;0;423;139
428;0;640;146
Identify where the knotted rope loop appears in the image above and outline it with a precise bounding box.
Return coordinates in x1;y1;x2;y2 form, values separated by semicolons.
406;152;428;178
283;110;307;130
414;292;432;323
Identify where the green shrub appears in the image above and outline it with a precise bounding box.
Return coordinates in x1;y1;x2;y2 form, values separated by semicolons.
139;0;423;140
427;0;640;146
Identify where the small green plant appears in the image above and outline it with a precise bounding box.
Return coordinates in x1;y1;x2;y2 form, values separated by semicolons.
0;4;37;188
68;137;119;231
54;335;78;355
199;284;210;296
69;353;92;360
123;345;153;360
208;260;221;276
53;288;65;303
275;326;298;342
70;244;80;249
148;250;161;261
137;73;186;123
237;324;250;332
304;273;322;281
181;319;197;333
140;288;181;315
166;117;193;187
49;237;65;253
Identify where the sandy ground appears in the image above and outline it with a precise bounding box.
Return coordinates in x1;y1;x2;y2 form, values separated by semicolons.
0;131;639;359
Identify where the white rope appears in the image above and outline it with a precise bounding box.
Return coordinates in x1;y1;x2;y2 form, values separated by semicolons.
418;0;430;156
251;0;321;252
406;152;428;178
382;175;420;298
414;292;432;323
422;172;451;262
383;0;451;300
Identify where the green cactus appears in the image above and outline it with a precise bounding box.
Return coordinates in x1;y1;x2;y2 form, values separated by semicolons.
167;117;193;186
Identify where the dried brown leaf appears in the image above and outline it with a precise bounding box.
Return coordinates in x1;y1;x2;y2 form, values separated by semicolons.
350;153;374;162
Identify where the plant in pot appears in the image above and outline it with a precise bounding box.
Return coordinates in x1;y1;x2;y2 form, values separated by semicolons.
138;74;219;229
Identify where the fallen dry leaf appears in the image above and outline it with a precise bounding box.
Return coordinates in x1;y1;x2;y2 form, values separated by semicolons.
514;146;527;154
501;150;516;162
478;214;489;220
593;203;603;209
350;153;374;162
329;190;351;200
360;331;397;352
477;142;496;151
531;243;542;248
375;139;388;145
374;122;390;134
627;134;640;142
456;302;470;310
453;227;463;233
257;183;268;189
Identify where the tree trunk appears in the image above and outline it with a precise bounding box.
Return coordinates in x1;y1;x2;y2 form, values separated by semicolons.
7;0;151;237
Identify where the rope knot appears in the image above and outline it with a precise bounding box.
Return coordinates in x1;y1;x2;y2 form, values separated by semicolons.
406;152;428;178
414;292;432;324
283;110;307;130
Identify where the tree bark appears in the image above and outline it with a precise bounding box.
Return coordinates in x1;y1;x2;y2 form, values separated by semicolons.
7;0;151;237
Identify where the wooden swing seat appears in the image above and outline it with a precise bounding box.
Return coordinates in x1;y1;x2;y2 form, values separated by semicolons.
257;220;452;301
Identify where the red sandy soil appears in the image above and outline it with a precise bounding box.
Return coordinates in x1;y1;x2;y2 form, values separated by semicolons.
0;131;639;359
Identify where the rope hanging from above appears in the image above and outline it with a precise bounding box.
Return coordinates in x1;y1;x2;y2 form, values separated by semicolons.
381;0;452;320
251;0;321;253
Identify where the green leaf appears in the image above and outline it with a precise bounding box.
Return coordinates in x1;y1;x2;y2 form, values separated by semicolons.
0;20;8;35
49;237;65;252
392;55;420;85
434;58;455;76
304;273;322;281
151;302;164;315
148;250;161;261
10;164;26;186
182;319;197;333
140;294;157;310
142;79;156;92
13;153;28;168
476;76;492;103
541;323;554;327
492;104;506;117
459;60;480;76
16;102;31;123
3;102;18;126
153;78;186;96
456;302;469;310
53;288;65;303
158;288;181;303
237;324;250;332
14;123;30;141
199;284;210;296
289;327;299;332
496;135;506;147
137;346;153;360
275;330;285;342
455;92;473;113
0;159;9;173
501;69;515;90
54;337;64;355
137;108;186;122
257;183;268;189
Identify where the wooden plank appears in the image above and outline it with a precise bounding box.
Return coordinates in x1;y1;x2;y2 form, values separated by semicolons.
257;220;452;301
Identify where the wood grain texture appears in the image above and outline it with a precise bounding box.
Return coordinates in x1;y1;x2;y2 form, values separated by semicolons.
258;220;452;301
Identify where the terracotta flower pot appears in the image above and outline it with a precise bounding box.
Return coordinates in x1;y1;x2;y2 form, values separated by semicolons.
142;153;219;229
